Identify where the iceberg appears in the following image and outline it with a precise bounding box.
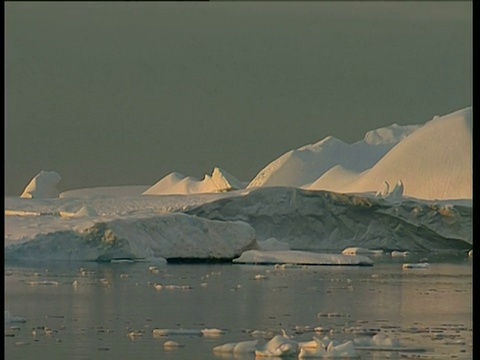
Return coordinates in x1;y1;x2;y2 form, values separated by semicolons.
20;170;62;199
143;167;246;195
233;250;374;266
5;107;472;261
4;212;257;262
188;187;472;251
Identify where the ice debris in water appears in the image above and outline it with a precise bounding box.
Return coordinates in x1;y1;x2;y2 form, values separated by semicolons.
402;262;430;269
213;330;360;358
5;311;27;324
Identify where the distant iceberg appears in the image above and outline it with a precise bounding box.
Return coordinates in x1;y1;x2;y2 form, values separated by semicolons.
143;167;246;195
250;107;471;201
375;180;404;202
248;123;419;190
20;170;61;199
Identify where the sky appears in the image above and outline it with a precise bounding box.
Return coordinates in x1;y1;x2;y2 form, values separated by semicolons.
4;1;472;196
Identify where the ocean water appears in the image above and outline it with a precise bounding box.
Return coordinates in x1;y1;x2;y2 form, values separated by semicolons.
5;253;472;360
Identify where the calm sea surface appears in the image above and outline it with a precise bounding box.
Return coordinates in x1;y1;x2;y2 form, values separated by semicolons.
5;253;472;360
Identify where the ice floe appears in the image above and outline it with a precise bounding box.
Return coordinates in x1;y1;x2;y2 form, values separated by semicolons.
233;250;373;266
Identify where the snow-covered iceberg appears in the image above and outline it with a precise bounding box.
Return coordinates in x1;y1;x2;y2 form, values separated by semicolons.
326;107;472;200
188;187;472;251
20;170;62;199
4;212;257;262
250;107;471;201
143;167;246;195
248;123;419;190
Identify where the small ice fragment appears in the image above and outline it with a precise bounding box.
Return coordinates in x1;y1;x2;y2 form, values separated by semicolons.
201;328;225;336
164;340;182;349
402;262;430;269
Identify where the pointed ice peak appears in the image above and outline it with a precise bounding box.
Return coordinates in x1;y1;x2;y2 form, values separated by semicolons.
375;179;404;202
375;181;390;197
143;167;245;195
73;205;98;217
211;167;245;191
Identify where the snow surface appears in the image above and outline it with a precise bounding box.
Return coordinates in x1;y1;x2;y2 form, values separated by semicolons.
60;185;149;198
5;107;472;261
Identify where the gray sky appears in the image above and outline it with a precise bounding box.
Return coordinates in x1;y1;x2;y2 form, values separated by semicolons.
5;1;472;195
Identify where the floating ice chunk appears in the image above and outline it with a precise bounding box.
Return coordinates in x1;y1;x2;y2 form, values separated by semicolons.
253;274;268;280
152;283;163;290
149;266;160;273
274;263;305;269
391;251;410;257
4;210;41;216
144;257;168;265
163;340;183;349
201;328;225;337
353;333;400;347
255;333;299;357
110;259;135;264
299;337;359;358
5;311;27;324
344;326;380;336
342;247;383;256
27;281;59;286
213;342;236;352
371;333;400;347
233;250;373;266
213;340;259;353
402;262;430;269
163;284;192;290
353;333;427;351
294;325;315;334
152;328;203;336
298;339;318;349
127;331;143;339
468;249;472;257
248;329;271;338
317;312;350;318
151;283;192;290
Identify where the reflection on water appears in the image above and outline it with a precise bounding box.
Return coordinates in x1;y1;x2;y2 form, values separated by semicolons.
5;255;472;360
